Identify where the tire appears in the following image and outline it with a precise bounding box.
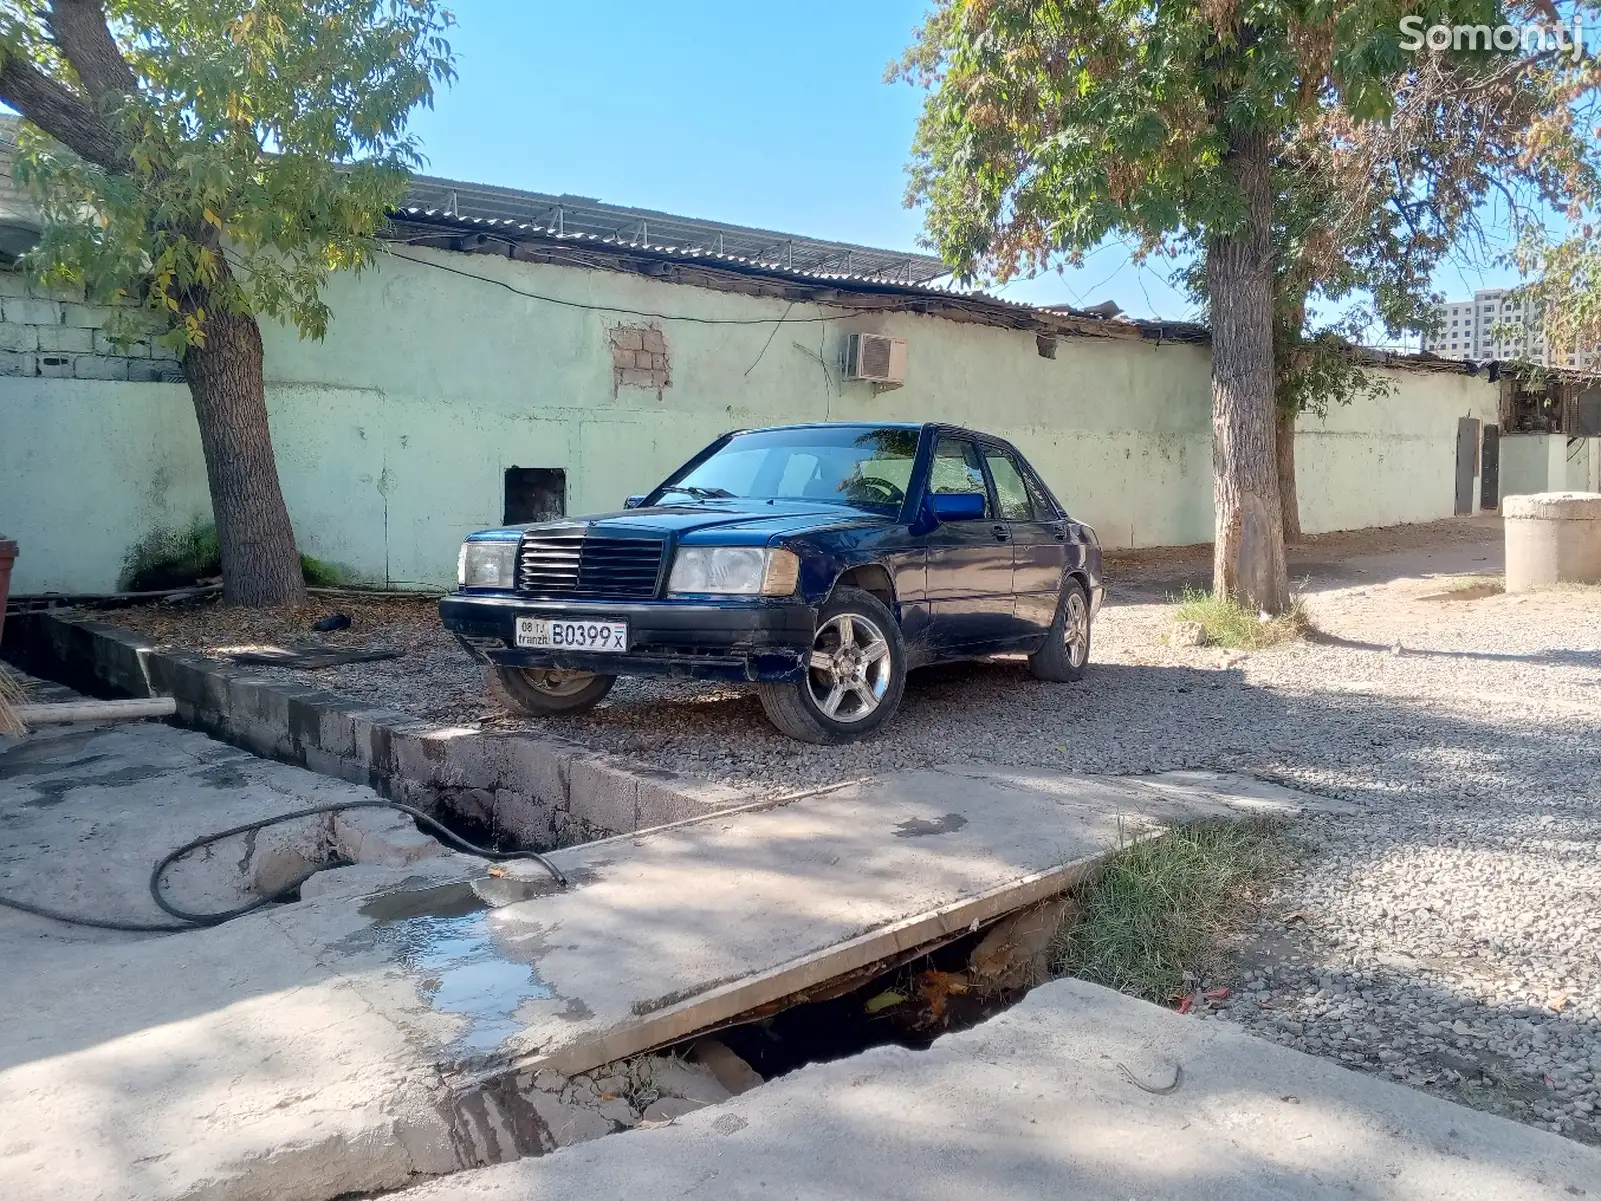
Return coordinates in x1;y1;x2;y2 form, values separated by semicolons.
1029;576;1092;682
487;665;616;715
758;586;907;744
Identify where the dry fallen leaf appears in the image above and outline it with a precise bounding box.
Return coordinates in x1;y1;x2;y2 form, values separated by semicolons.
1204;987;1231;1001
1283;911;1306;924
1548;992;1570;1013
486;866;507;878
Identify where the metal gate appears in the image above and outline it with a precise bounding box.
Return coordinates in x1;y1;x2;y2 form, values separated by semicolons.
1480;424;1499;510
1455;417;1480;516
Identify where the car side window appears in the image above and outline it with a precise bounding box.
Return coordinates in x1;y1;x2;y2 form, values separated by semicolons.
929;437;992;516
984;450;1034;521
1021;466;1058;519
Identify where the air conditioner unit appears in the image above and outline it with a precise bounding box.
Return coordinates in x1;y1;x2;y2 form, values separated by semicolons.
843;332;908;386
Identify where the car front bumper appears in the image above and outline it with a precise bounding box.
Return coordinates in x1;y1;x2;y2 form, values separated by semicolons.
438;593;817;683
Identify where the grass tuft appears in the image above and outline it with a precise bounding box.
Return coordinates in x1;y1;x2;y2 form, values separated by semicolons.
120;520;343;592
1052;821;1291;1004
1172;588;1310;650
1446;574;1504;594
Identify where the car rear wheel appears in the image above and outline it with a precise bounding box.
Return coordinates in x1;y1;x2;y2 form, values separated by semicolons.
488;666;617;715
1028;577;1091;682
758;586;906;744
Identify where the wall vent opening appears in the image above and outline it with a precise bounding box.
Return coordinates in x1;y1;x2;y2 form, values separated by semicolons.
504;467;566;525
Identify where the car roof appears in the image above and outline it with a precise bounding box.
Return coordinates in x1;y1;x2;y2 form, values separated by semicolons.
733;421;926;433
730;421;998;440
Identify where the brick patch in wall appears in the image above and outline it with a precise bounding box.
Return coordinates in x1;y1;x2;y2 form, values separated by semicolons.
608;322;670;392
0;267;183;381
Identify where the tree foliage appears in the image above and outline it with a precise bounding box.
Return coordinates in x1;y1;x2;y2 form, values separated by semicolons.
894;0;1491;288
0;0;453;607
1;0;454;347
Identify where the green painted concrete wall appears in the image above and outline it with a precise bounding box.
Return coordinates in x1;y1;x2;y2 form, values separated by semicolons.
0;247;1512;594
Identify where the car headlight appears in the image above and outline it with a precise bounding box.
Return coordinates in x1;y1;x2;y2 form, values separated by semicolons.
668;546;800;596
458;539;518;589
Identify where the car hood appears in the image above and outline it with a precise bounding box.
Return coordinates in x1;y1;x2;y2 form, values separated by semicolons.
474;500;889;545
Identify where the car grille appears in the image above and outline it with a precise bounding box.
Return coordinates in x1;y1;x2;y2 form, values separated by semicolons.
516;529;667;599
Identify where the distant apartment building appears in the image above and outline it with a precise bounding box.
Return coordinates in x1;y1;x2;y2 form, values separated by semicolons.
1423;287;1596;369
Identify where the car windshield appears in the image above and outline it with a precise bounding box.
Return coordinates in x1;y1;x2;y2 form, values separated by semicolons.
652;426;920;512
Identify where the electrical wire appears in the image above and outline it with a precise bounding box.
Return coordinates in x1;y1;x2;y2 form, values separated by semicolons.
0;799;567;934
383;244;879;325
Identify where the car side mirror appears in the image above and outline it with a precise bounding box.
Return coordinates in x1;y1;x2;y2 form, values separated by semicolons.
929;491;986;522
623;494;647;509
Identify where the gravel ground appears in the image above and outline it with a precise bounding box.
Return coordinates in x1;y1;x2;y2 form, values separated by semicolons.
98;515;1601;1143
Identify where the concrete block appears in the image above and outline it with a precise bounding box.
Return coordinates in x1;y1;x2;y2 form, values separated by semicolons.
36;353;71;377
302;745;367;784
58;301;111;328
968;895;1076;990
497;735;572;805
35;324;93;353
640;1096;705;1123
640;327;666;353
689;1037;763;1095
633;349;654;369
529;1091;615;1148
132;358;185;382
619;367;655;389
315;703;358;760
244;813;331;895
334;808;446;866
0;271;28;297
567;758;638;834
639;773;749;828
73;354;130;380
649;1056;732;1106
611;327;642;352
1;296;61;325
93;328;151;357
0;324;38;351
0;350;35;376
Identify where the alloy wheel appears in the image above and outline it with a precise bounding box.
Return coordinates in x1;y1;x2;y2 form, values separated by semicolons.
525;668;600;697
806;613;893;722
1064;589;1090;668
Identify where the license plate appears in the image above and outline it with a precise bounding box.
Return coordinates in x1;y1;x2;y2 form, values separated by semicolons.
515;617;629;652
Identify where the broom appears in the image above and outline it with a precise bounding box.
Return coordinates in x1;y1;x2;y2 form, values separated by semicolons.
0;664;27;737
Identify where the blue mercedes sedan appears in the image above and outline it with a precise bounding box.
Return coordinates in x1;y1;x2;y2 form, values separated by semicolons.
439;422;1103;743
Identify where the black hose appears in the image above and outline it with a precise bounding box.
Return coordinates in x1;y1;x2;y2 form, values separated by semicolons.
0;800;567;934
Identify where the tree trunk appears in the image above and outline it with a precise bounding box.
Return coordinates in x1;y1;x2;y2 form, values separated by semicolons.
1205;128;1290;614
182;295;306;607
1275;404;1301;544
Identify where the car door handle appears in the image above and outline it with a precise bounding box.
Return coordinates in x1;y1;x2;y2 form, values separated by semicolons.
1051;523;1068;541
991;524;1011;543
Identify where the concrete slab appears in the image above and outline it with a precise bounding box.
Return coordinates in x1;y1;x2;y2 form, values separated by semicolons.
401;976;1601;1201
0;722;1347;1201
478;762;1346;1083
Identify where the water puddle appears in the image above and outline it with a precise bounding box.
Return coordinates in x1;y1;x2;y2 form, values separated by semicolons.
359;876;560;1055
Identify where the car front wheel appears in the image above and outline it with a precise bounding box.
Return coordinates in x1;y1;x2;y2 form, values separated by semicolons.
758;586;906;743
488;666;617;715
1028;577;1092;682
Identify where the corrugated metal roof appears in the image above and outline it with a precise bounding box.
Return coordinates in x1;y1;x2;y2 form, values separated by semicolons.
388;204;1216;346
403;174;951;286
